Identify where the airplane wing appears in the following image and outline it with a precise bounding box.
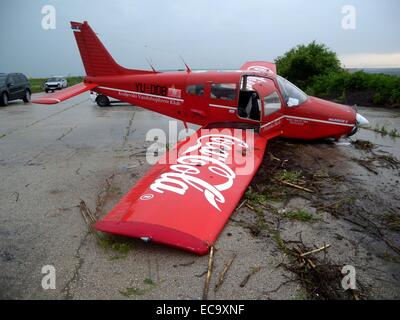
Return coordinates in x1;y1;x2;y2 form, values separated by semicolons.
240;61;277;75
31;82;98;104
95;127;269;255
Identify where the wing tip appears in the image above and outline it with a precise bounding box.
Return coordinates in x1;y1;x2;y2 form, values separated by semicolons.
31;98;61;105
95;220;210;255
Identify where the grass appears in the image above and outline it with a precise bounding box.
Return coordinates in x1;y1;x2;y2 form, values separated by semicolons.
382;213;400;232
143;278;156;286
268;227;292;256
119;287;146;297
119;278;158;297
29;76;84;93
389;128;400;138
275;170;302;183
245;188;268;205
97;234;134;260
284;210;315;222
365;125;400;138
377;125;388;136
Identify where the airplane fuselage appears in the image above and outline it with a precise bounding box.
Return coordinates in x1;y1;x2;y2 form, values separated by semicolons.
86;69;358;141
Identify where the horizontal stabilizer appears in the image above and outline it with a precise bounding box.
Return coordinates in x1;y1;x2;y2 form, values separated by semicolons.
31;82;98;105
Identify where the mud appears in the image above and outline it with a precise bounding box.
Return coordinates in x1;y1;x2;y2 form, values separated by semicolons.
0;97;399;299
237;106;400;299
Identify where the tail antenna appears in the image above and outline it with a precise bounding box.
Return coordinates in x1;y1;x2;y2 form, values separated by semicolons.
180;56;191;73
145;57;157;72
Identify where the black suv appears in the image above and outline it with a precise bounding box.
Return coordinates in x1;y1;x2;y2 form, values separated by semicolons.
0;73;31;106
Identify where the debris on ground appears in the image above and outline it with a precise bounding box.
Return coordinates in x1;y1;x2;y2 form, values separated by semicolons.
202;246;215;300
233;137;400;299
214;253;236;292
240;266;263;288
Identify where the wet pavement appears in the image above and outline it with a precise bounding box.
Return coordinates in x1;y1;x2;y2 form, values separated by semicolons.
0;96;399;299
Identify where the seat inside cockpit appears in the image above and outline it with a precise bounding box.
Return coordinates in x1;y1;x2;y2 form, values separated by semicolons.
238;91;261;120
238;76;261;121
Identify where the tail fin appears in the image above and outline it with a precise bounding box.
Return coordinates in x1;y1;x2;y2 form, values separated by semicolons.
70;21;154;77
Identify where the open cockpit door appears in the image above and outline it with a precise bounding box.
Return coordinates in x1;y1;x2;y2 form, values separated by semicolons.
252;78;284;137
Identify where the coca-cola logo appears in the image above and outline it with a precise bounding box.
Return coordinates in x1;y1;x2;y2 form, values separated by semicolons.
147;134;249;211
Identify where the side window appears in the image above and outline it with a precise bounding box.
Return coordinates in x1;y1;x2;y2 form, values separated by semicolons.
9;75;18;85
186;84;204;96
17;75;25;83
263;91;282;116
210;83;236;100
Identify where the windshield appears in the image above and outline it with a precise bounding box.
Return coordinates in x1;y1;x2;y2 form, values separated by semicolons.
276;75;308;106
47;77;60;82
0;75;6;85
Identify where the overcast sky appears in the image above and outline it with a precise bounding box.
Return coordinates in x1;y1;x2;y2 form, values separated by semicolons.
1;0;399;77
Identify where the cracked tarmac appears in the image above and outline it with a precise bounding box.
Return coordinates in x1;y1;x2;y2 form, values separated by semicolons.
1;95;399;299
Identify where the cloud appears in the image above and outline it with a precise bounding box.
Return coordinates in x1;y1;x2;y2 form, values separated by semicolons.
340;53;400;68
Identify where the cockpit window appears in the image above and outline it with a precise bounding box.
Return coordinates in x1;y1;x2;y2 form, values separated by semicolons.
186;84;204;96
263;91;281;116
276;75;307;107
210;83;237;100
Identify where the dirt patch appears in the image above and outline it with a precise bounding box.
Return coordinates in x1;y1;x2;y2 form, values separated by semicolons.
235;138;400;299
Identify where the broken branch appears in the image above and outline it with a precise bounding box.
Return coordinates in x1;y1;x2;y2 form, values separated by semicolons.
240;266;262;288
214;253;236;292
202;246;215;300
300;244;331;257
277;180;314;193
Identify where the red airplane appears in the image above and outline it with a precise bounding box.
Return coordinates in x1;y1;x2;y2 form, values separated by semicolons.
33;21;369;255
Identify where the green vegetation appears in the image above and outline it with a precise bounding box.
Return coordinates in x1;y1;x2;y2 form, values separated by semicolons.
29;76;83;93
245;187;268;205
284;210;315;222
97;234;134;260
382;213;400;232
119;278;158;298
119;287;146;297
390;128;400;138
364;125;400;138
143;278;156;286
275;170;302;184
275;42;400;108
275;41;341;89
307;71;400;107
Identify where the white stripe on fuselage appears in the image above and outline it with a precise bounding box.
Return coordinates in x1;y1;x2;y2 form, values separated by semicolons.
97;86;184;102
97;86;354;127
261;115;354;128
209;104;237;111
